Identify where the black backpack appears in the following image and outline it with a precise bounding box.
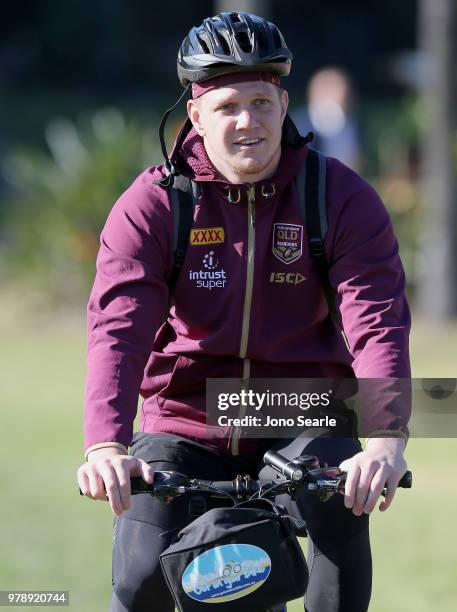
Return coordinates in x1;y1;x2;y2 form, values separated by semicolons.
166;148;338;322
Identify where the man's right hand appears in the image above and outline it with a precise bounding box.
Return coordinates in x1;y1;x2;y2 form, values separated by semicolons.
77;447;154;516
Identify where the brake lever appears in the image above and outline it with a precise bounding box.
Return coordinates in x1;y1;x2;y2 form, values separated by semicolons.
305;467;344;501
307;468;413;502
131;471;191;499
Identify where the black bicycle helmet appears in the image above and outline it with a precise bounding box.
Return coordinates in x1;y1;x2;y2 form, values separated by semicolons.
177;12;293;87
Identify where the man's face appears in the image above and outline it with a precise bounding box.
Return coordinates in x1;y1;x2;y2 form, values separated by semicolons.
187;80;288;184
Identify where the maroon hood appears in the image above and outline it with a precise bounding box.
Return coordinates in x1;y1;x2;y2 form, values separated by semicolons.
170;115;310;194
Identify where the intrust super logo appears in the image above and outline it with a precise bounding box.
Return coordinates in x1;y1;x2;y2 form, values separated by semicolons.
190;227;225;246
189;251;228;290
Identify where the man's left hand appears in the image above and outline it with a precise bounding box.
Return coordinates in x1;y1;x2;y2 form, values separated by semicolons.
339;437;407;516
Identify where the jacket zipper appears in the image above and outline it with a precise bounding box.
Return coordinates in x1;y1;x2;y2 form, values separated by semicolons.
230;185;256;455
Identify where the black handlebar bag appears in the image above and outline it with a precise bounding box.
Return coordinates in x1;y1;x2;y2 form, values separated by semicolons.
159;500;308;611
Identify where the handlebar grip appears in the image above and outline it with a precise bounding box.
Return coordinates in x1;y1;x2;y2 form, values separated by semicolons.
130;476;155;494
78;478;150;497
79;479;157;497
398;470;412;488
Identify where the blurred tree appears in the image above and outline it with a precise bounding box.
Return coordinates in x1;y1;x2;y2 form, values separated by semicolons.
417;0;457;318
1;109;161;304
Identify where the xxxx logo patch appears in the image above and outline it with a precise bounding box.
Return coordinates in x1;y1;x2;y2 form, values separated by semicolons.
272;223;303;264
190;227;225;246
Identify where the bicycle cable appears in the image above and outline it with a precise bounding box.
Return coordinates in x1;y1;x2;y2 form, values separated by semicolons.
192;480;237;503
248;480;292;502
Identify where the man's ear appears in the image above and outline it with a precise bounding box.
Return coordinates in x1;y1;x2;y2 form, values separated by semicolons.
187;99;205;137
280;89;289;123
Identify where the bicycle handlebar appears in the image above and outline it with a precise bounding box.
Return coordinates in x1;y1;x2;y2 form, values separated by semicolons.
79;450;412;502
127;450;412;503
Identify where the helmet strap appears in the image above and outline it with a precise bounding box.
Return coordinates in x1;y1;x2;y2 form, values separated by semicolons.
158;85;191;181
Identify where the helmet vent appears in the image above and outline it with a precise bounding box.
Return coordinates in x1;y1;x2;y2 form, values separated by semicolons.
219;31;232;55
197;33;211;55
236;31;252;53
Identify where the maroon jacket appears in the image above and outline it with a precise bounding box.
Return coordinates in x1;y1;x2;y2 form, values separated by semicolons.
84;118;411;455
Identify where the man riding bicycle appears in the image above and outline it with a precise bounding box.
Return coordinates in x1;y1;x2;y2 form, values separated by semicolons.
77;12;410;612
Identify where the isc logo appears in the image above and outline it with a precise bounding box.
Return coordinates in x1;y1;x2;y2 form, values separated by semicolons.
269;272;306;285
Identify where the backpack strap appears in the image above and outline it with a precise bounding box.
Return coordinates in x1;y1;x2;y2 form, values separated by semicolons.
168;175;198;292
297;148;339;323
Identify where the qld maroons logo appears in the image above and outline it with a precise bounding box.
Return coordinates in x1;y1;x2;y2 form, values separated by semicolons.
272;223;303;264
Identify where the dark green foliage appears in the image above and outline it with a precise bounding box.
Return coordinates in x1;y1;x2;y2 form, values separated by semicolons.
1;109;162;304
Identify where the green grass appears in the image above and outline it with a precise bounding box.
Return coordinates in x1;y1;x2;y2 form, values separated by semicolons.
1;308;456;611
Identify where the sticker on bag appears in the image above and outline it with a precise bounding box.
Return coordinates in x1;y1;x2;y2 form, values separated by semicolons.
182;543;271;603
